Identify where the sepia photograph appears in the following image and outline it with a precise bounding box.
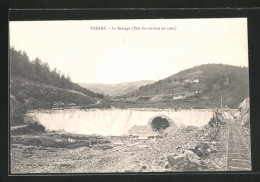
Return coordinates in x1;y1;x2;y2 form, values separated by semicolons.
9;18;251;173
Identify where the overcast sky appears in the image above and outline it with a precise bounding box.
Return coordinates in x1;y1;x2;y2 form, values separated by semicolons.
9;18;248;84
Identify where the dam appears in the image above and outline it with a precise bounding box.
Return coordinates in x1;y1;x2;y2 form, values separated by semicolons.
26;109;212;136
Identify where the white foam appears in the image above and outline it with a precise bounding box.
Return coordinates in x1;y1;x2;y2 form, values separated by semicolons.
27;109;212;136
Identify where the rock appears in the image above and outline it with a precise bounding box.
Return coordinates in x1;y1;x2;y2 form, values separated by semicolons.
183;150;208;171
209;145;217;153
174;154;185;164
183;161;199;171
166;153;176;158
166;150;204;171
163;126;178;137
165;164;170;169
238;97;250;116
193;142;210;157
159;161;166;168
195;148;204;158
184;141;198;150
184;150;201;164
167;155;175;166
167;154;185;167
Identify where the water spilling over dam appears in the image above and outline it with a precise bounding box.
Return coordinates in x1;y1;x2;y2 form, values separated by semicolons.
26;109;212;136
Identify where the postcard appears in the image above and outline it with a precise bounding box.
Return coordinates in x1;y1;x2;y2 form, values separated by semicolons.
9;18;250;173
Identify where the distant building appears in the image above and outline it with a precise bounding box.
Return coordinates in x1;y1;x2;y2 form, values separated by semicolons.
173;95;185;100
183;79;199;83
172;93;187;100
193;79;199;83
172;92;197;100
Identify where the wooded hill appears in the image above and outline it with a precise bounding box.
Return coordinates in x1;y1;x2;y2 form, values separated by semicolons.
10;48;104;99
119;64;249;109
10;48;105;113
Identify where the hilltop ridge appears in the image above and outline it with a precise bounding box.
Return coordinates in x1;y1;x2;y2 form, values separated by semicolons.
113;64;249;109
79;80;154;97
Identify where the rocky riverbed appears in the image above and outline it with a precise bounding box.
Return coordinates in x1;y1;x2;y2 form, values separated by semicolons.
10;117;228;173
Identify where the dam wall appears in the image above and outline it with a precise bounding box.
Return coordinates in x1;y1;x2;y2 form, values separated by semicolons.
26;109;212;136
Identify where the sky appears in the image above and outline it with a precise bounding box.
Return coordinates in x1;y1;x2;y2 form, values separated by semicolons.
9;18;248;84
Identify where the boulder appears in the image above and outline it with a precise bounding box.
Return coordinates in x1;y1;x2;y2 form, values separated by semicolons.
167;154;185;167
241;112;250;128
163;126;178;137
157;160;166;168
232;111;240;119
182;161;199;171
164;163;170;169
165;153;176;161
209;145;217;153
142;165;147;170
165;149;209;171
184;150;208;171
184;140;199;150
238;97;250;128
238;97;250;116
195;149;204;158
184;150;201;164
193;142;210;157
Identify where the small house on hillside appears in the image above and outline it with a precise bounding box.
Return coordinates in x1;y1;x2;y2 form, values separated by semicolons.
172;92;196;100
173;95;185;100
183;79;199;83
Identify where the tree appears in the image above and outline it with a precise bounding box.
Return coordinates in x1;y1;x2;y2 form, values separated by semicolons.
167;77;171;83
41;62;51;83
66;73;71;82
60;74;66;88
10;48;105;99
33;57;42;80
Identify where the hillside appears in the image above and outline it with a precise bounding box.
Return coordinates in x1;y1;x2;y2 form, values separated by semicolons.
9;48;107;125
117;64;249;109
10;48;104;100
79;80;154;97
10;77;96;110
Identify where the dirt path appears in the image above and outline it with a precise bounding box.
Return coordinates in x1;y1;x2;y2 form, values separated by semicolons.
226;119;251;171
